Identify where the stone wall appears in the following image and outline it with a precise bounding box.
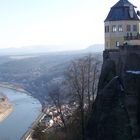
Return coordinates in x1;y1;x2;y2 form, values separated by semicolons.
103;45;140;77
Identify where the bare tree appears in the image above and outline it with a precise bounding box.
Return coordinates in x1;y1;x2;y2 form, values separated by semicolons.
84;54;101;110
66;54;101;140
47;82;67;131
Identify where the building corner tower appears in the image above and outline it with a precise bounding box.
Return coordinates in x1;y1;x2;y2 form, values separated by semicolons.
104;0;140;50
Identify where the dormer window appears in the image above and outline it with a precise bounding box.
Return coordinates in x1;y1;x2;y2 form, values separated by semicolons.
112;25;117;32
129;5;134;18
118;25;123;32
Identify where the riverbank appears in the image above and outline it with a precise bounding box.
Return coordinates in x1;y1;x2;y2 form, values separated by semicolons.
0;106;13;122
21;113;45;140
0;86;42;140
0;82;28;94
0;85;43;140
0;99;13;122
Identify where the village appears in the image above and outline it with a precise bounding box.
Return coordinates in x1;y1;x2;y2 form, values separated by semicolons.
39;103;77;132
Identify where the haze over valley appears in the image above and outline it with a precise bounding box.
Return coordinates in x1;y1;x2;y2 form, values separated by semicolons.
0;46;103;104
0;44;104;55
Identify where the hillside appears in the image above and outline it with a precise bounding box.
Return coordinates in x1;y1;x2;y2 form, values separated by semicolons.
0;44;104;56
0;51;102;104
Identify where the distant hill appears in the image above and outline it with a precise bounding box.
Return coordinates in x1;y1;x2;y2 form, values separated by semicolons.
0;44;104;55
0;45;63;55
85;44;104;52
0;51;102;104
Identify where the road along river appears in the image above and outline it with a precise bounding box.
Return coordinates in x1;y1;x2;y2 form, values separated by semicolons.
0;86;42;140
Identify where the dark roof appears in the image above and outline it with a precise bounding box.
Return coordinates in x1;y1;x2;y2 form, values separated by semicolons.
105;0;139;22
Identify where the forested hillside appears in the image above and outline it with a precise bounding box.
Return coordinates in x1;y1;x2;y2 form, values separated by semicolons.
0;51;102;104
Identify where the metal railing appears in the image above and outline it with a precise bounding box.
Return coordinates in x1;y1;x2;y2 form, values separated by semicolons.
124;34;140;40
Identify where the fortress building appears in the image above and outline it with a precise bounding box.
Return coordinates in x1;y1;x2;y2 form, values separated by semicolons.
104;0;140;49
86;1;140;139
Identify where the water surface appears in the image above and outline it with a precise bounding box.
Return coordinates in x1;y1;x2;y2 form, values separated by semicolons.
0;87;42;140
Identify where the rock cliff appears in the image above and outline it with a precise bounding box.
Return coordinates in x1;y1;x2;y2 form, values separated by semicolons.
86;45;140;140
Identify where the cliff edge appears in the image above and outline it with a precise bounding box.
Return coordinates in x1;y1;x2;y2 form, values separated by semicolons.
86;45;140;140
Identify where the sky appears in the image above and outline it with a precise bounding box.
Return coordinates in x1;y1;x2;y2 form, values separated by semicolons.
0;0;140;51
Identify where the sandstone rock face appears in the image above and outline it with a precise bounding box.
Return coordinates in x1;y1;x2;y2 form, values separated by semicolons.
86;46;140;140
97;59;116;92
86;77;132;140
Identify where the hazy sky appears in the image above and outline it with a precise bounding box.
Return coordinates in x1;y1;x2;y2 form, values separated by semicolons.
0;0;140;50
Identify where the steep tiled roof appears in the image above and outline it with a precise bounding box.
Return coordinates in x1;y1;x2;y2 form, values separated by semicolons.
105;0;139;21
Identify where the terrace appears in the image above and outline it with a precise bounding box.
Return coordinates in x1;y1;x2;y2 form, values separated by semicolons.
124;33;140;41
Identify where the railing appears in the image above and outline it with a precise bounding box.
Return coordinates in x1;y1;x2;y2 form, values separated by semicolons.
124;34;140;40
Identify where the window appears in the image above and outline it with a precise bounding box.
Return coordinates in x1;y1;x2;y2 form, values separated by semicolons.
133;25;137;31
118;25;123;32
127;25;131;32
116;41;120;47
112;25;117;32
105;26;109;33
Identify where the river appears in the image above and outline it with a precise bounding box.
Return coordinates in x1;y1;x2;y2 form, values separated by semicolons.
0;86;42;140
